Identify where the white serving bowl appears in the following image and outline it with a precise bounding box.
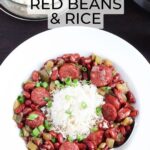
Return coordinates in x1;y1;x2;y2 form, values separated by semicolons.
0;27;150;150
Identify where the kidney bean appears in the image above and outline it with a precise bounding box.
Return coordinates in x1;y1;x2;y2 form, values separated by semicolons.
14;104;25;114
84;141;95;150
49;131;57;138
23;107;32;116
118;108;131;121
119;126;126;136
23;82;35;91
82;72;88;80
126;91;136;103
57;133;63;144
105;128;118;140
130;110;138;118
54;142;60;149
25;100;32;106
23;91;30;99
51;68;58;81
76;143;86;150
125;126;132;133
112;73;120;83
70;54;80;63
32;71;40;82
17;122;23;129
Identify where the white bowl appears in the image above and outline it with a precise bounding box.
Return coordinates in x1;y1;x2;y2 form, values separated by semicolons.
0;27;150;150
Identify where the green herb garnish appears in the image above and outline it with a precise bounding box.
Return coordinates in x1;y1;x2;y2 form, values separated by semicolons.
27;114;38;121
96;107;102;116
77;134;85;142
44;120;52;131
80;101;87;109
17;95;25;104
32;128;40;137
47;101;53;108
42;82;49;88
38;125;45;132
51;137;56;143
68;136;73;142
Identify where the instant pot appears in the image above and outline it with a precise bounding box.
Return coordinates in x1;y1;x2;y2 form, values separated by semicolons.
134;0;150;12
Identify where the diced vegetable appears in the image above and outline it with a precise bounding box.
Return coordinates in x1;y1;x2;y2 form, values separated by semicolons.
68;136;73;142
98;142;106;149
47;101;53;108
38;125;45;132
104;59;112;66
41;82;49;88
27;114;39;121
22;127;29;137
13;114;22;123
121;117;133;126
65;77;72;86
43;133;52;141
27;141;38;150
45;60;54;73
96;107;102;116
44;120;52;131
35;82;41;88
80;101;87;109
106;138;115;148
32;128;40;137
91;126;98;132
13;100;20;110
95;55;102;65
17;95;25;104
77;134;85;142
81;66;87;72
39;69;49;82
51;137;56;143
116;83;129;94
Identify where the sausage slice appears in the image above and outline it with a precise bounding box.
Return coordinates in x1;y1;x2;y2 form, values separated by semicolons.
102;103;117;121
31;87;49;106
59;63;80;80
26;111;44;128
90;65;113;87
105;94;120;110
59;142;79;150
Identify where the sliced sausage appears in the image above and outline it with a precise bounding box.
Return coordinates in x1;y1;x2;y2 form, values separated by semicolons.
105;95;120;110
59;142;79;150
31;87;49;106
117;108;131;121
90;65;113;87
59;63;80;80
114;88;127;104
86;130;104;148
32;71;40;82
102;103;117;121
26;111;44;128
76;143;86;150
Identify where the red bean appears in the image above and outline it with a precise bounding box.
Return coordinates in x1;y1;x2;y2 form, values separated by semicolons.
85;141;94;150
23;91;30;99
23;107;32;116
51;68;58;81
118;108;131;121
54;142;60;149
57;133;63;144
126;91;136;103
14;104;25;114
25;100;32;106
17;122;23;129
130;110;138;118
49;131;57;138
23;82;35;91
32;71;40;82
119;126;126;136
